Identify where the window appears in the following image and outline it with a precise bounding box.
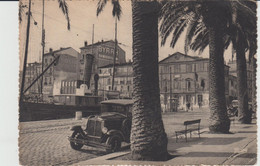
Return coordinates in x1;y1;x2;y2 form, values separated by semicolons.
174;79;180;90
44;77;47;85
186;79;192;91
174;64;180;73
107;78;111;85
204;62;209;71
199;63;204;71
49;77;52;84
201;79;205;90
127;85;130;92
186;64;192;72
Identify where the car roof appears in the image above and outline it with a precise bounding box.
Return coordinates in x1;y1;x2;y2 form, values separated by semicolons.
100;99;134;106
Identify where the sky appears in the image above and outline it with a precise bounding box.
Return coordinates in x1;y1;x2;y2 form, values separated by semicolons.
19;0;233;70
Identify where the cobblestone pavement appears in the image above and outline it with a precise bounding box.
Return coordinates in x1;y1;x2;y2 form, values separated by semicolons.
19;119;107;165
19;108;210;165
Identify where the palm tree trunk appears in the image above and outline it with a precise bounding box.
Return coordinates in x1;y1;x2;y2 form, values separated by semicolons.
131;1;168;161
202;1;230;133
251;56;257;116
236;36;251;124
208;26;230;133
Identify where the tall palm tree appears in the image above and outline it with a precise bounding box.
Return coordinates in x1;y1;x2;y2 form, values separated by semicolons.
160;0;231;133
229;1;256;124
97;0;168;160
194;1;256;124
188;1;256;124
130;1;168;161
160;0;256;127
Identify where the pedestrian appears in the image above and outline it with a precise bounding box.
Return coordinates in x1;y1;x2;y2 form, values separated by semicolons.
186;102;190;112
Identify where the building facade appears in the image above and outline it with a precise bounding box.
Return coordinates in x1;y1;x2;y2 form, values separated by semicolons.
23;62;42;95
77;40;126;90
98;62;133;99
159;52;230;112
42;47;79;102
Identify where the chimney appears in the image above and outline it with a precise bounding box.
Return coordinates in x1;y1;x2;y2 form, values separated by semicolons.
49;48;53;53
84;41;88;47
101;39;104;43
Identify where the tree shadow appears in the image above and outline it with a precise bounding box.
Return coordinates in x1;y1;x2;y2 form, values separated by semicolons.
167;136;246;151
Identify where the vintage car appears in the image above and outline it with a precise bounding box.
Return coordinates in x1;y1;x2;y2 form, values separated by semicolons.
68;99;133;152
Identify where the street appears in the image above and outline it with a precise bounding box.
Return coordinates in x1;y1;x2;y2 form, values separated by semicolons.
19;119;107;165
19;108;210;165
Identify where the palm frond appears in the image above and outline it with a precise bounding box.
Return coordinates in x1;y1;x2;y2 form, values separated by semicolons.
160;2;194;46
190;28;208;53
97;0;108;17
112;0;122;20
170;18;189;48
184;15;201;54
58;0;70;30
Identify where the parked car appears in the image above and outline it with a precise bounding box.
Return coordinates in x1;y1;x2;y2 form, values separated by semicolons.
68;99;133;152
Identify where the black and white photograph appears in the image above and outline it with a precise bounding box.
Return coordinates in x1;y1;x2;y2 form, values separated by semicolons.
17;0;257;165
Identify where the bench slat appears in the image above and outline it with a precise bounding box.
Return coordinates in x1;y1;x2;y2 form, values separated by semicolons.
184;119;201;125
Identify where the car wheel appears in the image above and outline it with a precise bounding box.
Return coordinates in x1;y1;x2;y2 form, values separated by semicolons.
106;136;121;153
70;131;84;150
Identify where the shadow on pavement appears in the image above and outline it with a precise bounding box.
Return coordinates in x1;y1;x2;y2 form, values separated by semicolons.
200;137;245;145
168;136;246;150
78;148;107;155
236;131;257;134
184;151;233;157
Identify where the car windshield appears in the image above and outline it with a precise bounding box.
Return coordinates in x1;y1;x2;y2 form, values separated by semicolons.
101;104;125;114
101;103;133;116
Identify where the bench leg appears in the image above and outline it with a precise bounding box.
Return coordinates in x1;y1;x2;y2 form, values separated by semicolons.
198;129;200;138
185;132;187;142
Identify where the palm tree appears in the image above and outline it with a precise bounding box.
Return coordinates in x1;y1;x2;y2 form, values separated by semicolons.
160;0;256;127
160;1;231;133
229;1;256;124
130;1;168;160
97;0;168;160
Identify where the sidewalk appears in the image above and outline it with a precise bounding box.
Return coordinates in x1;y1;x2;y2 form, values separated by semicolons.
72;119;257;165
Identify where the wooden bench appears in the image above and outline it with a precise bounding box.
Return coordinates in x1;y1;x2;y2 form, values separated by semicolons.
175;119;201;142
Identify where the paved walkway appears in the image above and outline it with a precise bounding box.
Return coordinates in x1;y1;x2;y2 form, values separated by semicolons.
73;119;257;165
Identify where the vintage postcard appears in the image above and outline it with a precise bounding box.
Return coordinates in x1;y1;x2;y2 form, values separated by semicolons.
18;0;257;165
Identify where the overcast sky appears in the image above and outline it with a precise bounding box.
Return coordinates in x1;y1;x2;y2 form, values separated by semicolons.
19;0;233;70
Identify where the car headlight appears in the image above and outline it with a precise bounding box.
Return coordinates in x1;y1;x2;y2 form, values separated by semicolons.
102;127;108;134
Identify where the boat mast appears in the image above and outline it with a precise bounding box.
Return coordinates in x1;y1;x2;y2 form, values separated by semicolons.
20;0;32;105
111;17;117;90
40;0;45;94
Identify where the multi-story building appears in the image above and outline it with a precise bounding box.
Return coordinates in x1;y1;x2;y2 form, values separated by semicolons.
42;47;79;102
98;62;133;99
23;62;42;95
159;52;230;112
78;40;126;90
